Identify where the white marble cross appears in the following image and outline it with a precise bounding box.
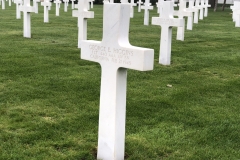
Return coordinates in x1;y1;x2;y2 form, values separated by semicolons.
15;0;22;19
187;0;199;24
121;0;133;18
7;0;12;7
54;0;61;16
156;0;164;14
199;0;205;19
173;0;192;40
72;0;94;48
195;0;204;20
71;0;75;9
81;4;154;159
19;0;35;38
137;0;143;12
41;0;51;23
152;1;183;65
204;0;211;17
1;0;5;9
130;0;136;18
63;0;69;12
33;0;40;13
231;1;240;22
236;9;240;27
141;0;153;25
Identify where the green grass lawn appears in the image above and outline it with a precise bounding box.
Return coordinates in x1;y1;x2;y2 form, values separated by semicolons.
0;3;240;159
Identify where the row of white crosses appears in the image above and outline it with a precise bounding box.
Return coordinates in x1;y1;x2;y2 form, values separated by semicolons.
230;0;240;27
0;1;214;159
72;0;94;48
1;0;14;9
152;0;211;65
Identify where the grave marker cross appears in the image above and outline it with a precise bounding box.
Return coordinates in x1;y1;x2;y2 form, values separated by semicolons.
33;0;40;13
156;0;164;14
195;0;204;20
41;0;52;23
15;0;22;19
187;0;199;24
141;0;153;25
19;0;35;38
200;0;205;19
71;0;75;9
236;10;240;27
1;0;5;9
72;0;94;48
137;0;143;12
173;0;192;41
54;0;61;16
63;0;69;12
152;1;183;65
204;0;211;17
7;0;12;7
81;3;154;159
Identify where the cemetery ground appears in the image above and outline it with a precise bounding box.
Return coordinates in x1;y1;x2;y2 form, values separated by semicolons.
0;3;240;160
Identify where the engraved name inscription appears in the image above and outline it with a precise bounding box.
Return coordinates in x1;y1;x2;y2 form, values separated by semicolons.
88;44;134;66
152;18;179;26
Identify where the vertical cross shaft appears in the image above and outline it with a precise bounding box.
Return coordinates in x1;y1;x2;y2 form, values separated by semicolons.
81;4;154;159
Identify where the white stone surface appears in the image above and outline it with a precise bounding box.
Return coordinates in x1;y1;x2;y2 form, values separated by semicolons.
88;0;94;8
72;0;94;48
2;0;5;9
19;0;35;38
141;0;153;25
121;0;132;18
173;0;192;40
71;0;75;9
199;0;205;19
41;0;51;23
63;0;69;12
195;0;204;20
204;0;211;17
218;0;233;4
156;0;164;14
236;9;240;27
231;1;240;22
193;0;203;23
103;0;109;3
152;1;184;65
15;0;22;19
81;4;154;159
33;0;40;13
8;0;12;7
130;0;136;18
187;0;199;24
54;0;61;16
137;0;143;12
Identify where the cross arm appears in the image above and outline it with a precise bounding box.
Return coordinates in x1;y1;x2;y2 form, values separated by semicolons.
152;17;184;27
72;10;94;18
81;41;154;71
19;6;35;12
41;1;52;6
173;10;192;17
